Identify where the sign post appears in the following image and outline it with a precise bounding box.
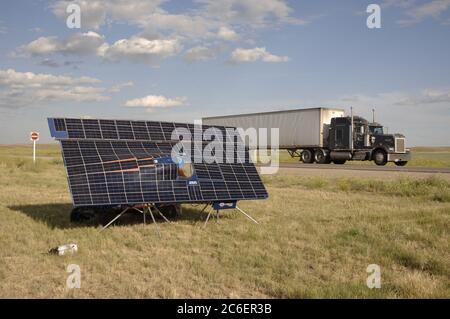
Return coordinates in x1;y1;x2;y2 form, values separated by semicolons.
30;132;39;163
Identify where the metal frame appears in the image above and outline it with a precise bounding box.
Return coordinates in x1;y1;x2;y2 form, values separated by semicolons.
100;201;260;232
287;148;302;158
100;203;171;237
203;203;259;228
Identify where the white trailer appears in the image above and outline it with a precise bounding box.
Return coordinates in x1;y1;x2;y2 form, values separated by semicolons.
203;107;345;149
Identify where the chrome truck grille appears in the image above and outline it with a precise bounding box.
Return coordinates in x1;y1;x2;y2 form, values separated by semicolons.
395;138;406;153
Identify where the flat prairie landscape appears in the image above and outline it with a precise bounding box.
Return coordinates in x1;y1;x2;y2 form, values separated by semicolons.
0;145;449;298
275;146;450;167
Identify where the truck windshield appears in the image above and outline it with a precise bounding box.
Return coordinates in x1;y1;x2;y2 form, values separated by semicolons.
370;126;384;135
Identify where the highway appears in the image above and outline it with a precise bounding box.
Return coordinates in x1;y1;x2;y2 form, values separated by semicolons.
258;162;450;180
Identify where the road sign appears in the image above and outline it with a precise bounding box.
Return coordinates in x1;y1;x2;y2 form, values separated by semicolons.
30;132;39;141
30;131;39;163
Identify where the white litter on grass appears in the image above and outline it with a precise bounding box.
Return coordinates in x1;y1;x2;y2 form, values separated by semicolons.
48;244;78;256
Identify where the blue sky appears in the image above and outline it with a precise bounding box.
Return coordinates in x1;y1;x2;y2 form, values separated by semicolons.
0;0;449;145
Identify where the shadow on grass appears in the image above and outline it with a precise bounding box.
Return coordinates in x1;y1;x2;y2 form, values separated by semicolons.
9;203;79;229
8;203;221;229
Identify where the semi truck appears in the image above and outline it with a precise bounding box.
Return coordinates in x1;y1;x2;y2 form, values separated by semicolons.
203;107;411;166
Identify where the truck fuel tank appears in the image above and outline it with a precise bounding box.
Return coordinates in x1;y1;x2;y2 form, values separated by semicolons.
330;151;353;161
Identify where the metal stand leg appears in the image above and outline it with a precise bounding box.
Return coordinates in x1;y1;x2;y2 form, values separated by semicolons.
203;206;214;228
199;203;209;214
215;210;220;222
236;206;259;224
101;207;131;231
152;205;171;224
146;205;161;238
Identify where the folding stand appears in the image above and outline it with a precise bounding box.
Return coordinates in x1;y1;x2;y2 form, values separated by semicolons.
100;204;171;237
203;203;259;228
236;206;259;224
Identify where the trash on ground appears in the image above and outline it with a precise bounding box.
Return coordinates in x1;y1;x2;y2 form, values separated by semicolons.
48;244;78;256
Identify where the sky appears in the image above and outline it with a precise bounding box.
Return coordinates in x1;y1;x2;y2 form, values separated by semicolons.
0;0;449;146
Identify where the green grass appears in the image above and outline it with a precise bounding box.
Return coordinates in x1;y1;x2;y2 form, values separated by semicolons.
262;175;450;203
0;147;449;298
0;143;61;158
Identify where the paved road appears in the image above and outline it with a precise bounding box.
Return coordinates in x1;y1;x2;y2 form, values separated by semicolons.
258;163;450;180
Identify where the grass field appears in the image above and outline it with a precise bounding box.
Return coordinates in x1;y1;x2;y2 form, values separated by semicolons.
0;146;449;298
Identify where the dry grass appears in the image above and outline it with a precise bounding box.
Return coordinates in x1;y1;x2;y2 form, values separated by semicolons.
0;149;449;298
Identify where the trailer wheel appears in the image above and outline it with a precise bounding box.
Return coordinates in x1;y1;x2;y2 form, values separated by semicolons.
314;149;330;164
333;160;346;165
70;207;97;223
373;150;387;166
301;149;314;163
156;204;180;218
395;161;408;166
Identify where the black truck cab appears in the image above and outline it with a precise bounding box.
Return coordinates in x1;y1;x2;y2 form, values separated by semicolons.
327;116;411;166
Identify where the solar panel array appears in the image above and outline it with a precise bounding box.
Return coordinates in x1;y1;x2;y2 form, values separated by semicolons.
49;118;268;207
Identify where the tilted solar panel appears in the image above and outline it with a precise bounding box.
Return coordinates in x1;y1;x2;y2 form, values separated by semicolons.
48;118;268;207
48;118;241;143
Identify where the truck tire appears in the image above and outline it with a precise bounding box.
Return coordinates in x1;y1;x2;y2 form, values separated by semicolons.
301;149;314;163
373;150;387;166
395;161;408;166
314;149;330;164
333;160;346;165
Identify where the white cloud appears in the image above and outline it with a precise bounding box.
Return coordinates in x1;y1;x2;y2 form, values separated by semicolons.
230;47;289;63
383;0;450;25
50;0;167;29
17;1;310;65
184;46;218;62
51;0;117;29
50;0;300;30
0;69;129;108
0;68;100;88
395;88;450;105
124;95;187;108
18;32;181;65
200;0;294;25
105;36;182;63
217;26;239;41
19;32;106;57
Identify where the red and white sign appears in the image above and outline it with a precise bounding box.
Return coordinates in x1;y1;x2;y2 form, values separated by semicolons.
30;132;39;141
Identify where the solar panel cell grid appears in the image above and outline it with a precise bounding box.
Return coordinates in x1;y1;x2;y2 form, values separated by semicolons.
51;118;268;207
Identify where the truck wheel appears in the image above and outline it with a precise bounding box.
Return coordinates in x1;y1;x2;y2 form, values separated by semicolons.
395;161;408;167
373;150;387;166
301;149;314;163
314;149;330;164
333;160;346;165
